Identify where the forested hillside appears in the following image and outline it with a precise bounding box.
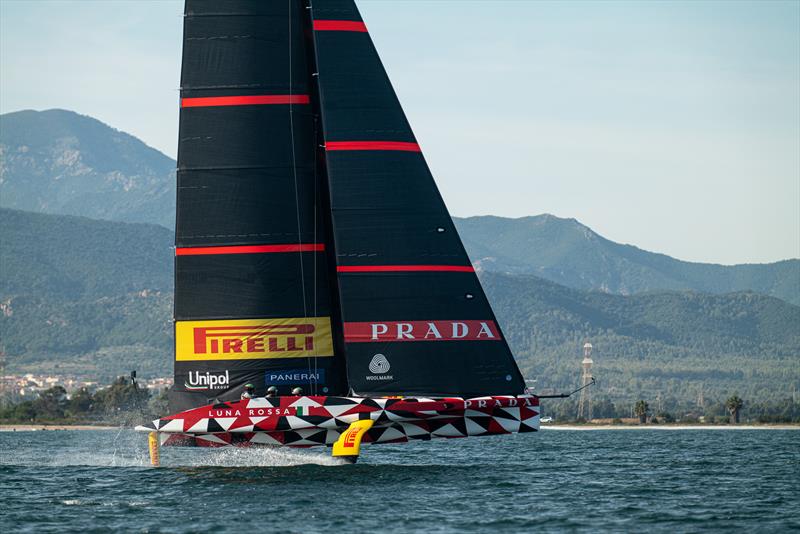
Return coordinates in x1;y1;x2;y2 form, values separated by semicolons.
0;209;173;380
1;209;797;405
456;215;800;305
480;272;800;405
1;110;797;408
0;208;172;299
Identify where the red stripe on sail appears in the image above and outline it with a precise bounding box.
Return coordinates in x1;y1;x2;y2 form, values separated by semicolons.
313;20;368;32
181;95;310;108
337;265;474;273
176;244;324;256
325;141;421;152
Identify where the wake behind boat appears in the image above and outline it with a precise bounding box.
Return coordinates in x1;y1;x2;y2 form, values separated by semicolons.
138;0;539;464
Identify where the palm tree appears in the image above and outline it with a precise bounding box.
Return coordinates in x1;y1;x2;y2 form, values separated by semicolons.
634;400;648;424
726;395;744;424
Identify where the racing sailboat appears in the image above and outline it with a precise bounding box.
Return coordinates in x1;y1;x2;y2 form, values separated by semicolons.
137;0;539;464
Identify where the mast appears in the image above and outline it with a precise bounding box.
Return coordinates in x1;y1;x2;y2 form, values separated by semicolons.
309;0;526;398
301;0;351;396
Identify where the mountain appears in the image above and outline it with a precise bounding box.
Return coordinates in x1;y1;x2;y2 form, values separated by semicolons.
0;109;176;228
2;109;796;305
1;109;797;401
455;215;800;306
1;208;797;405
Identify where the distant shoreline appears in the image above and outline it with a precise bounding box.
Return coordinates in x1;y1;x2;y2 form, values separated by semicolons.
0;424;119;431
544;424;799;430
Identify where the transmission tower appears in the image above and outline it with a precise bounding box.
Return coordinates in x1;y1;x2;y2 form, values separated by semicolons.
0;348;6;409
576;342;593;420
697;383;705;409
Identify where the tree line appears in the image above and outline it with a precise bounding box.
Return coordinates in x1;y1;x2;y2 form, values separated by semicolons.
540;394;800;424
0;376;167;425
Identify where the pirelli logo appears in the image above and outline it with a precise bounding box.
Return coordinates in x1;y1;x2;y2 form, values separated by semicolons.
175;317;333;361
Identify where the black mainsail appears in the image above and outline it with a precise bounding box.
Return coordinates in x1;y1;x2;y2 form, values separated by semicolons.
140;0;539;464
170;0;526;412
310;0;526;397
171;0;345;412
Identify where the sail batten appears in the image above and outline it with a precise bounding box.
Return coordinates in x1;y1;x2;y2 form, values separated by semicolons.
181;95;311;107
337;265;474;273
325;141;421;152
313;20;368;32
176;244;325;256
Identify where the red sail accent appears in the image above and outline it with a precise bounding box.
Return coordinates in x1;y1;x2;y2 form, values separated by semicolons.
337;265;474;273
313;20;368;32
325;141;421;152
344;320;502;343
176;244;325;256
181;95;310;108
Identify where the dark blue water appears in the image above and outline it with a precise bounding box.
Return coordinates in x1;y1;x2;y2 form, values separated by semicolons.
1;428;798;532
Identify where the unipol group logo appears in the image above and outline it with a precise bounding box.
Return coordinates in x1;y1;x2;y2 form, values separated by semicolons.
366;354;393;381
175;317;333;361
184;370;229;391
344;320;502;343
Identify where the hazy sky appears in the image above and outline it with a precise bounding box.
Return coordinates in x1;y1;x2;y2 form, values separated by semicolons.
1;0;798;265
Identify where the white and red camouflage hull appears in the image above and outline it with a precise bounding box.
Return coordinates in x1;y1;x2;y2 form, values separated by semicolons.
136;394;539;448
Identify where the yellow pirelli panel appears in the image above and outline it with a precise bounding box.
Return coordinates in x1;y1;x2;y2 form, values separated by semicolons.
175;317;333;361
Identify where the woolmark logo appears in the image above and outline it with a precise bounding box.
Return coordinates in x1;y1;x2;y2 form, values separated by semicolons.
368;354;390;374
184;370;229;391
366;354;393;381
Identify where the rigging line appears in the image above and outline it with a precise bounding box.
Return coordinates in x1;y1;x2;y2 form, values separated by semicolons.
312;114;319;395
310;1;319;396
287;0;308;321
289;0;314;395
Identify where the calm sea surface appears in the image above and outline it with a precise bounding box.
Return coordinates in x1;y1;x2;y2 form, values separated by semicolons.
1;428;798;533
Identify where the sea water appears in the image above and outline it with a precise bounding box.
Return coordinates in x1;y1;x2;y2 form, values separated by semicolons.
0;428;797;532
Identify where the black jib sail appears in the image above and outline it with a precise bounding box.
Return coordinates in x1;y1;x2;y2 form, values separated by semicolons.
171;0;345;412
309;0;526;397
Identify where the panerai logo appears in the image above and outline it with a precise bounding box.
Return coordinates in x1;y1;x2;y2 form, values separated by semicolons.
184;370;229;391
366;354;393;381
265;369;325;385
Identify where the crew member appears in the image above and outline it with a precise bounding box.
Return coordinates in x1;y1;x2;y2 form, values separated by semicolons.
291;386;303;396
241;383;256;400
266;386;278;398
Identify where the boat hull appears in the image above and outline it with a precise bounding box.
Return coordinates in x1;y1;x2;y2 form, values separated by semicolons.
136;394;539;448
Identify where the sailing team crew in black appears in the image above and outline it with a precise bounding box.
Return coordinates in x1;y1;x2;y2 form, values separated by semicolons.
241;383;255;400
242;385;301;400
